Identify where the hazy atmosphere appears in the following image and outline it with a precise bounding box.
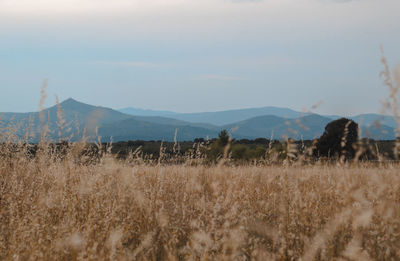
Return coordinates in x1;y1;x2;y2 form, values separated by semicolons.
1;0;400;115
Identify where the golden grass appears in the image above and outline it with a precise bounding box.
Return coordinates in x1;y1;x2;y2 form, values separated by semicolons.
1;50;399;260
1;144;400;260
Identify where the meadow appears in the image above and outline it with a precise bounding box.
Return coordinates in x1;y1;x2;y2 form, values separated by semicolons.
1;140;400;260
1;52;400;260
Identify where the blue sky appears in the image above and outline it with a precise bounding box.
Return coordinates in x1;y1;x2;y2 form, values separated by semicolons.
0;0;399;116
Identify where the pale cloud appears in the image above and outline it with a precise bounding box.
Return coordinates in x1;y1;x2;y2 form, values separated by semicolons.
325;0;357;3
230;56;299;67
317;0;359;4
93;61;162;68
0;0;189;16
198;75;242;81
0;0;209;13
1;0;398;30
231;0;263;3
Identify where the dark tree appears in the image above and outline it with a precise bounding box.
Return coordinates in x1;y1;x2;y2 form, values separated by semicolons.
314;118;358;159
217;130;230;147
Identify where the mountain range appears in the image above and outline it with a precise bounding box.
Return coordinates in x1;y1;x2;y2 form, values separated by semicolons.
0;98;397;142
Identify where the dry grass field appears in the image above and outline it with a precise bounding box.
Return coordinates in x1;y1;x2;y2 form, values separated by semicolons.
1;142;400;260
1;52;400;260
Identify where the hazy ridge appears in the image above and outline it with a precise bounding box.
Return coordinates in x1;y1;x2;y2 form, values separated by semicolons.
0;98;396;142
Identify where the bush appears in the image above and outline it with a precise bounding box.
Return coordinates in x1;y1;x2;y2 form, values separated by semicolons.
314;118;358;159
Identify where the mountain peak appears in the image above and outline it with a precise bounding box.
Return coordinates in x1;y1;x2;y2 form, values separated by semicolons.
57;98;95;111
61;97;79;104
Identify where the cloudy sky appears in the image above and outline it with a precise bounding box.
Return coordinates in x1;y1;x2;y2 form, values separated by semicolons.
1;0;399;115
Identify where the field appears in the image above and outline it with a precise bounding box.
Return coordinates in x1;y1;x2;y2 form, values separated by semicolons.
1;142;400;260
1;51;399;261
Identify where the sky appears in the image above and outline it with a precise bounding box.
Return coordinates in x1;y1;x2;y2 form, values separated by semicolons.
0;0;399;116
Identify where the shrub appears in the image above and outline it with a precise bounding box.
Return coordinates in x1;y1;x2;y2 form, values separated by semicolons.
314;118;358;159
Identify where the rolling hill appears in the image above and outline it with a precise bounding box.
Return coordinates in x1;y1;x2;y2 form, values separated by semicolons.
99;118;219;142
223;114;333;140
0;99;220;142
119;107;178;117
0;98;397;141
350;114;398;129
119;106;308;125
0;98;133;140
120;106;398;133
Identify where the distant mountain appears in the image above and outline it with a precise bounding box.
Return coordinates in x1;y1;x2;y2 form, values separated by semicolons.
350;114;397;129
223;114;333;140
120;106;308;125
0;99;219;142
128;115;218;130
1;98;132;127
119;107;178;117
1;98;132;140
0;98;397;142
120;106;400;132
361;124;395;140
99;118;219;142
100;113;396;141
